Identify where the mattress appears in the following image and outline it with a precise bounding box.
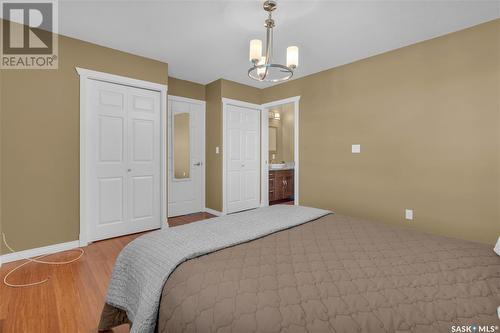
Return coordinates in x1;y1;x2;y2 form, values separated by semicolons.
156;214;500;332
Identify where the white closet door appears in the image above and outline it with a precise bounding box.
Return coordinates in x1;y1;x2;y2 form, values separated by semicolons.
226;104;260;214
88;80;161;241
127;87;161;232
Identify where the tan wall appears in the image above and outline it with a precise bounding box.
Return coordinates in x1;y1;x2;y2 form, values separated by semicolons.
205;80;223;211
261;20;500;244
221;79;261;104
1;33;168;252
168;77;205;101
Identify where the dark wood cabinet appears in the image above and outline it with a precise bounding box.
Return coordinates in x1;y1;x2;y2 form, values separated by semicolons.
269;172;276;201
269;169;294;202
283;171;294;198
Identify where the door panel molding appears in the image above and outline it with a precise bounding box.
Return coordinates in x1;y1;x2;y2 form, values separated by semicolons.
77;67;168;246
222;98;263;214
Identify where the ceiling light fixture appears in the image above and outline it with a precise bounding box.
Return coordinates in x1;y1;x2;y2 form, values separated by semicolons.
268;111;281;120
248;0;299;82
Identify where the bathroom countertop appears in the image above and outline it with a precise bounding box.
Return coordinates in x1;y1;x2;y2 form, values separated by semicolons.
269;167;295;171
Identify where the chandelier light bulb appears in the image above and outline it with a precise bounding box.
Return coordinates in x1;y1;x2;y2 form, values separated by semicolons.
286;46;299;69
249;39;262;63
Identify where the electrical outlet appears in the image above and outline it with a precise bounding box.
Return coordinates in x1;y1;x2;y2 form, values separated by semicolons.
405;209;413;220
352;144;361;153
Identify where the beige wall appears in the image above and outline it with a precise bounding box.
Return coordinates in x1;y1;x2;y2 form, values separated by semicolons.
1;33;168;252
205;80;223;211
221;79;261;105
168;77;205;101
262;20;499;244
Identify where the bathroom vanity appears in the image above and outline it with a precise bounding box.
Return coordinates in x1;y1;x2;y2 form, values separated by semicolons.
269;168;294;203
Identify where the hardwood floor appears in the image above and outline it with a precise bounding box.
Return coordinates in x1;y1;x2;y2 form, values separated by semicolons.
0;212;215;333
167;212;216;227
269;199;294;206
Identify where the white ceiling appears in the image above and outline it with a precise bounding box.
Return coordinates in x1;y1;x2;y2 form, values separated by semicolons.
57;0;499;88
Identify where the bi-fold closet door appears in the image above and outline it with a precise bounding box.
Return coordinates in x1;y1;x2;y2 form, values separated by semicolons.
87;79;161;241
226;103;261;214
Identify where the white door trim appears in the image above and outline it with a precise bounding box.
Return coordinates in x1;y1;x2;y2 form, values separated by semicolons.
168;95;206;106
76;67;168;247
260;107;269;206
222;98;263;214
167;95;206;215
261;96;301;205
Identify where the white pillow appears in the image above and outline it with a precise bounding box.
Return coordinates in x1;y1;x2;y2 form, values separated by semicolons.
495;236;500;256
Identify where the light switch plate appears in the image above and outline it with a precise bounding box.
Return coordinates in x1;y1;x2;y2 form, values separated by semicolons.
405;209;413;220
352;144;361;153
216;146;220;154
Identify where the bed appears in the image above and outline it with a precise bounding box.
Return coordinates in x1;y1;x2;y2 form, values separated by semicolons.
99;206;500;333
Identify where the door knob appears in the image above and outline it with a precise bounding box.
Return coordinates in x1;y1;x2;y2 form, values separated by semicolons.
193;162;202;166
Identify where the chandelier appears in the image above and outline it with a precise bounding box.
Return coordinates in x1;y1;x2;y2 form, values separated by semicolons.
248;0;299;82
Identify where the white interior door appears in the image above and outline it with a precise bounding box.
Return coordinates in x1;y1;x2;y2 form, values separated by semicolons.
88;79;161;241
168;97;205;217
226;104;261;214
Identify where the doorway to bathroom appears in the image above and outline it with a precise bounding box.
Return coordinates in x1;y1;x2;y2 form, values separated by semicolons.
261;96;300;206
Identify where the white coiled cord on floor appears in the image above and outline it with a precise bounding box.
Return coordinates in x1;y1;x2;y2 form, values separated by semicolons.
2;233;84;288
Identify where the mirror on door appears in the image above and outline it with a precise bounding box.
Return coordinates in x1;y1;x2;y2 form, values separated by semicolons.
268;103;295;206
173;112;190;179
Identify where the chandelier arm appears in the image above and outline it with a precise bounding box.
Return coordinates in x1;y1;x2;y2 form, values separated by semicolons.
248;63;293;82
263;27;271;79
262;12;273;80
